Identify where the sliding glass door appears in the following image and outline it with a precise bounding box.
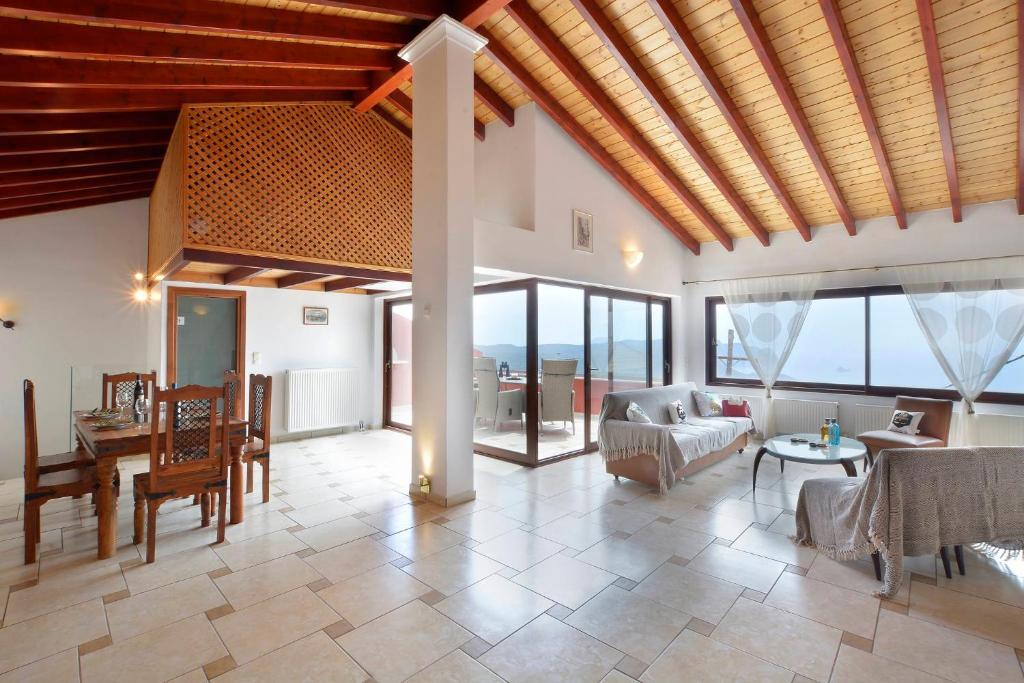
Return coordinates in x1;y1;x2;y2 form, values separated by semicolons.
383;301;413;429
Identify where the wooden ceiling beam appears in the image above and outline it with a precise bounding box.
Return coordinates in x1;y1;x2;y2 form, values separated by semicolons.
649;0;809;242
324;277;379;292
480;28;699;254
0;160;162;188
0;17;395;72
506;0;731;250
0;111;179;136
0;129;172;156
299;0;443;20
0;55;371;91
0;182;151;212
730;0;856;236
0;172;157;200
0;189;150;221
0;146;166;174
373;105;412;139
352;0;513;112
386;90;485;141
574;0;765;246
819;0;906;229
223;267;271;284
0;0;416;49
180;247;413;282
277;272;332;289
474;76;514;127
1019;0;1023;215
0;88;353;114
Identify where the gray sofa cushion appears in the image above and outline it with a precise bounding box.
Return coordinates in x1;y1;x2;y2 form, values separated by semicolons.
599;383;700;426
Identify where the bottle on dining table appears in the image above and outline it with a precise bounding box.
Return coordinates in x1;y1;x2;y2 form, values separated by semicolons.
132;375;145;424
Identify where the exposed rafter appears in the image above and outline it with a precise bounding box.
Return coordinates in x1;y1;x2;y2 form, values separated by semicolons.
300;0;443;21
0;146;167;173
506;0;732;250
374;105;413;139
0;189;150;221
572;0;767;246
474;76;514;127
819;0;906;229
649;0;809;242
0;172;158;200
277;272;332;289
0;130;172;156
730;0;856;236
0;184;151;212
0;111;179;136
0;161;162;189
479;28;699;255
0;88;352;114
324;277;379;292
223;267;270;284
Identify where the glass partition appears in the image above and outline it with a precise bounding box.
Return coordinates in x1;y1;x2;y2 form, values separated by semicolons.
537;284;585;460
385;301;414;428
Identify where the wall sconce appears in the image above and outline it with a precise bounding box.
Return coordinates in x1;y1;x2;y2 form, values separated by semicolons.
0;318;14;331
622;249;644;268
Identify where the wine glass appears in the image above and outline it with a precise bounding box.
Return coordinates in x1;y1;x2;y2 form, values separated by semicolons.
136;397;152;424
115;392;130;421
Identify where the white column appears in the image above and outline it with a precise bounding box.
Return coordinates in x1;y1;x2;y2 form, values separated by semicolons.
400;16;486;506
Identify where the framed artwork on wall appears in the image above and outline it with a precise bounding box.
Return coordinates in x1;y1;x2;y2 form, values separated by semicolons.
572;209;594;253
303;306;329;325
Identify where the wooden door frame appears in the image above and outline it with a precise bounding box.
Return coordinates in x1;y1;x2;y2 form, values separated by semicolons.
166;286;247;387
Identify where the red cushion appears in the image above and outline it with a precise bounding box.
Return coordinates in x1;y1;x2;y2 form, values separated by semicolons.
722;400;751;418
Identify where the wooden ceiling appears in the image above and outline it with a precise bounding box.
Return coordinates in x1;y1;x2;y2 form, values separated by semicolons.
0;0;1019;255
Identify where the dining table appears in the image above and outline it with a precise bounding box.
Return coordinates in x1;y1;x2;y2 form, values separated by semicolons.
73;411;249;560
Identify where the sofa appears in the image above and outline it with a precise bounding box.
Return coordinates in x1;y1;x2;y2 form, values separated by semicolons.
598;383;753;492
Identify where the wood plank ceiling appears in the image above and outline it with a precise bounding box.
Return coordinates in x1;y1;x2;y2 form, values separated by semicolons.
0;0;1020;256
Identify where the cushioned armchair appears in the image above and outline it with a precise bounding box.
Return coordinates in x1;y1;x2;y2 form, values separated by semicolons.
857;396;953;462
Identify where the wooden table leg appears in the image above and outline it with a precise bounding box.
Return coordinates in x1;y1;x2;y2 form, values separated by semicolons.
230;443;244;525
95;458;118;559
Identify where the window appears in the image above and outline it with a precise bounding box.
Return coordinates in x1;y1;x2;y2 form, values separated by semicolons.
706;287;1023;403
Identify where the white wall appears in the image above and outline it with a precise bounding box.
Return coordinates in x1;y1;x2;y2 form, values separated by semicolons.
0;199;152;480
680;199;1024;423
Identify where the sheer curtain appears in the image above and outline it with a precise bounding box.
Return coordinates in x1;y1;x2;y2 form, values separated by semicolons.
897;257;1024;445
721;273;821;437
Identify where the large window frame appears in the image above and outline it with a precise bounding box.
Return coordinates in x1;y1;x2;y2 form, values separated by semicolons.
704;285;1024;406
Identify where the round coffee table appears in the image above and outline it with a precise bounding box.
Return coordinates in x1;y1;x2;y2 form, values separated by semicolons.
752;433;869;489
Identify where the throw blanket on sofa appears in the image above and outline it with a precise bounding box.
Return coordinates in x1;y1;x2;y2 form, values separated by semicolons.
794;447;1024;597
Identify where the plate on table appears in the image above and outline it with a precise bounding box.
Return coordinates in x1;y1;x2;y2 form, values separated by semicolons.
91;419;134;431
82;409;119;421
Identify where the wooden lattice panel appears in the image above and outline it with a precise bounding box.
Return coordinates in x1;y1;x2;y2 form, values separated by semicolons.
148;114;186;277
182;103;411;272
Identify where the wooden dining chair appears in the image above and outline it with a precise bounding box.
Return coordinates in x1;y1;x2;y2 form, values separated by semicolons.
133;383;229;563
23;380;98;564
243;374;272;503
101;370;157;410
223;370;244;419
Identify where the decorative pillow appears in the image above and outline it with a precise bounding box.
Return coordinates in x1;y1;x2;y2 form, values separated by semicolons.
887;410;925;435
722;399;751;418
668;400;687;424
626;402;653;424
692;391;722;417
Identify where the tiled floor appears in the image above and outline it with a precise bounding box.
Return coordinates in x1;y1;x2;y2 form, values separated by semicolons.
1;429;1023;682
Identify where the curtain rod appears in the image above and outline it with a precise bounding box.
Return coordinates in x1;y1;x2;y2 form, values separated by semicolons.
680;254;1023;286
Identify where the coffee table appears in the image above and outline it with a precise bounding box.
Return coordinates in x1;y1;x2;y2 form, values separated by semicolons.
752;433;869;489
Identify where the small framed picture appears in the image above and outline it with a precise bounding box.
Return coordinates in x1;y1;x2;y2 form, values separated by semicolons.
303;306;329;325
572;209;594;253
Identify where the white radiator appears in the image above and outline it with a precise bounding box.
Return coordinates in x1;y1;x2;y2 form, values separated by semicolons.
854;403;894;437
719;395;837;436
970;413;1024;446
286;368;359;432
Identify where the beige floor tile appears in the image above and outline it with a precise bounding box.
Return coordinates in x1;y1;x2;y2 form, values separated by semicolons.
934;549;1024;609
380;522;467;560
512;553;617;609
435;574;553;645
711;498;784;524
499;500;572;526
628;521;714;560
303;537;400;583
224;510;297;544
166;669;207;683
909;581;1024;649
106;574;224;641
566;585;690;664
80;613;227;683
713;598;842;682
633;562;743;624
0;648;79;683
347;490;413;515
873;609;1023;682
4;551;126;625
362;503;445;534
337;600;471;683
472;529;564;572
603;671;639;683
830;644;945;683
217;631;366;683
215;553;323;610
278;486;347;510
731;526;817;568
403;545;506;596
741;488;799;510
583;505;657;534
806;554;910;605
668;510;751;541
0;585;7;622
282;499;359;529
291;516;378;552
479;614;623;683
405;650;502;683
0;599;106;674
213;587;340;664
765;572;880;640
688;543;786;593
766;512;797;536
533;514;614;551
641;629;792;683
442;510;523;542
214;529;308;571
319;563;430;626
122;546;225;594
576;536;673;583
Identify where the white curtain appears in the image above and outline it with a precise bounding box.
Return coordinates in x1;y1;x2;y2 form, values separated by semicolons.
897;257;1024;445
721;273;821;437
